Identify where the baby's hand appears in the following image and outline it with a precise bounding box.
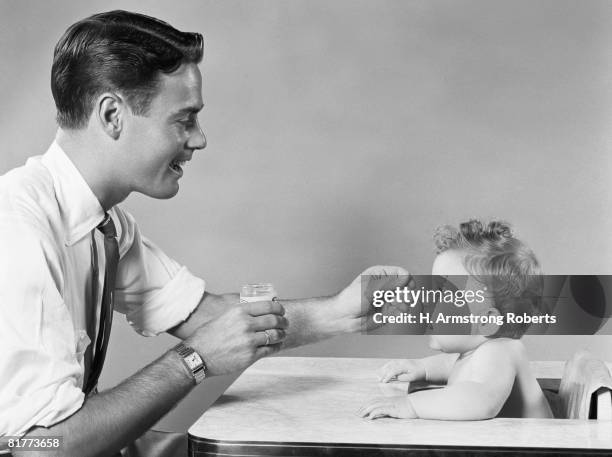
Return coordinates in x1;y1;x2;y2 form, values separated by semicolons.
378;359;426;383
358;396;417;420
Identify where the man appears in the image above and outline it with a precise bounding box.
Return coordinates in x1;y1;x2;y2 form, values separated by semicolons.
0;10;408;457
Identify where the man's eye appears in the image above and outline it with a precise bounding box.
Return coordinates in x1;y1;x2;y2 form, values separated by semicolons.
179;116;197;128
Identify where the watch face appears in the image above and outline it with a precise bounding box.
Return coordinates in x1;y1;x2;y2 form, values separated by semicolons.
185;353;201;369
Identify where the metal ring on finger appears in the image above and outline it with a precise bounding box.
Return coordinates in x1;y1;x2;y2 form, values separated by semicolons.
263;330;271;346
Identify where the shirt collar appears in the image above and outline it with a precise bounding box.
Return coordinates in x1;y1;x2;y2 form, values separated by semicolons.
41;141;106;246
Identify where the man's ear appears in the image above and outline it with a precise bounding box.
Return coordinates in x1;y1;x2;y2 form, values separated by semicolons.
95;92;125;140
478;307;502;337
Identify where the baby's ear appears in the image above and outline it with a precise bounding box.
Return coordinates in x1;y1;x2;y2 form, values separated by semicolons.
478;307;502;337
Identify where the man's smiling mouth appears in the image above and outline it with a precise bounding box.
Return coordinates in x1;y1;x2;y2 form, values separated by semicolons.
169;159;188;175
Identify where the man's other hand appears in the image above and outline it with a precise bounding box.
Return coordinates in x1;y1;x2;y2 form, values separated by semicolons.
331;265;413;333
184;300;288;376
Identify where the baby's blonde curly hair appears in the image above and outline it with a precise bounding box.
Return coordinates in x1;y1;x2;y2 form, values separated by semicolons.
433;220;543;339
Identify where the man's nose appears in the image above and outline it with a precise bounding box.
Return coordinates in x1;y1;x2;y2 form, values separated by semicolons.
189;121;207;150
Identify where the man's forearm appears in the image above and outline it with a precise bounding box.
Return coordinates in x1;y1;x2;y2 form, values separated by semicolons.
17;350;194;457
170;291;348;349
169;292;239;340
279;295;349;349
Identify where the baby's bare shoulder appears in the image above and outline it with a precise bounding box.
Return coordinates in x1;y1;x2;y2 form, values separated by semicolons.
452;339;521;382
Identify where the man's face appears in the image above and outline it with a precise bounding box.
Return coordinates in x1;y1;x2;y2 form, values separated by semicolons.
120;62;206;199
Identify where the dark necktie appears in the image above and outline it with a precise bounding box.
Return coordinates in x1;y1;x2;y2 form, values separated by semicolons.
84;213;119;395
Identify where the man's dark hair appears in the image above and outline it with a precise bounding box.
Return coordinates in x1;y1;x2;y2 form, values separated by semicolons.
51;10;203;129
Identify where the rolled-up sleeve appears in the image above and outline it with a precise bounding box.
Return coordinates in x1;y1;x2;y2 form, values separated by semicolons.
0;222;85;437
111;207;206;337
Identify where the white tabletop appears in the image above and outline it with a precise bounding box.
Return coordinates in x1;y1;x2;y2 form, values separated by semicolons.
188;356;612;452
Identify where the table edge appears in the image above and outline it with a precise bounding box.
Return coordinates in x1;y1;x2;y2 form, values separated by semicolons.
188;434;612;456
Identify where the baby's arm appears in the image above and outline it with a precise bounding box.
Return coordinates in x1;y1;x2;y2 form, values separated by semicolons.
409;344;515;420
379;353;459;383
362;343;516;420
421;353;460;383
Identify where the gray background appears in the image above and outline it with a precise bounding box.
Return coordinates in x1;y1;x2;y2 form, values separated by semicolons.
1;0;611;431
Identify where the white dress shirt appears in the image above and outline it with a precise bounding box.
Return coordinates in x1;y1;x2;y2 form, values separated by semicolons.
0;142;206;439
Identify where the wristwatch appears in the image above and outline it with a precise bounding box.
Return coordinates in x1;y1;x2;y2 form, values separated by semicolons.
174;343;206;384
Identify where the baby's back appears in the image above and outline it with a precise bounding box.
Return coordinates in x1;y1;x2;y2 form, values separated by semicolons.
494;339;553;418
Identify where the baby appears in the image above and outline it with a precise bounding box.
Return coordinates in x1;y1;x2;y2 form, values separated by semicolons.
359;220;553;420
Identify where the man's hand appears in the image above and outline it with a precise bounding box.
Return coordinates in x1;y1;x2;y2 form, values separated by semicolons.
184;300;288;376
358;396;418;420
332;265;413;333
378;359;427;383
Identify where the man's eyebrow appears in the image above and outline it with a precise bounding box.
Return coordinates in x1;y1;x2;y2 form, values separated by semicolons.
171;104;205;116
